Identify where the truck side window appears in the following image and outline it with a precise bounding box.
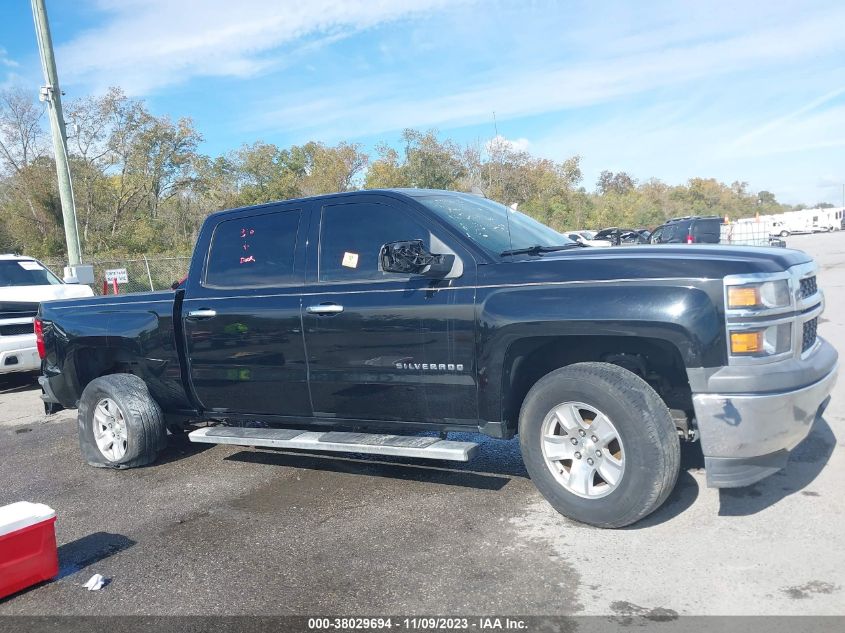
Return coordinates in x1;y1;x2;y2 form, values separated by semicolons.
205;210;300;288
664;224;681;243
319;202;430;282
694;220;720;243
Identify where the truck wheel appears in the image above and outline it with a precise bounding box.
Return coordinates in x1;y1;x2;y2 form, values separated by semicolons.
779;230;789;237
77;374;167;469
519;362;680;528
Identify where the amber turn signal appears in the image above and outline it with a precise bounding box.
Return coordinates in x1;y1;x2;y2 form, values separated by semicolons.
727;286;760;309
730;331;763;354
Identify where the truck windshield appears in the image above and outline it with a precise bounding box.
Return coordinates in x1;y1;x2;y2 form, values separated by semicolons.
0;260;62;286
417;194;574;256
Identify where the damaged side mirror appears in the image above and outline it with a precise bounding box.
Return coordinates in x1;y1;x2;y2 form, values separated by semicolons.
379;240;455;278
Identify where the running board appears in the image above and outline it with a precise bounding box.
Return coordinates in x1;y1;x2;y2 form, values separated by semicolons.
188;427;479;462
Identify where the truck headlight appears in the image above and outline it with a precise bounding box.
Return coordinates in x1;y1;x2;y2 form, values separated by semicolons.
726;279;790;310
729;323;792;356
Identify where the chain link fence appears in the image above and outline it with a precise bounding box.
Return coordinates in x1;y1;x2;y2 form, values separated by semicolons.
720;221;774;247
43;256;191;296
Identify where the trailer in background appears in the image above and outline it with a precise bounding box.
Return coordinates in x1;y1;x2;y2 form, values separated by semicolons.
767;207;844;236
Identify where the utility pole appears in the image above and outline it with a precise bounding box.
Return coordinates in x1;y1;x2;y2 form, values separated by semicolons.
31;0;82;267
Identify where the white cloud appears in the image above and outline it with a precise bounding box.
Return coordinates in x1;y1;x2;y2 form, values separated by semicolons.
730;87;845;150
254;5;845;139
0;49;22;90
58;0;467;93
523;89;845;205
53;0;845;204
0;48;19;69
486;135;531;154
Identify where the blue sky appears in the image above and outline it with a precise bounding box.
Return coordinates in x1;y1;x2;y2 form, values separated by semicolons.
2;0;844;205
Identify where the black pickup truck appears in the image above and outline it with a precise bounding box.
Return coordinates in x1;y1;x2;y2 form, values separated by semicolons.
36;189;838;527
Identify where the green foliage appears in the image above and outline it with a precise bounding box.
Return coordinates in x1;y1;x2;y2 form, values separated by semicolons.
364;144;409;189
0;86;801;259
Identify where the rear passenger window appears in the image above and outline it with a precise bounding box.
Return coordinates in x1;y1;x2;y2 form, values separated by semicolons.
665;224;685;242
694;220;721;243
205;210;300;288
319;202;430;282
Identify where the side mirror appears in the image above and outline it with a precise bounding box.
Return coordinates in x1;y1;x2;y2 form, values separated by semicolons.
379;240;455;278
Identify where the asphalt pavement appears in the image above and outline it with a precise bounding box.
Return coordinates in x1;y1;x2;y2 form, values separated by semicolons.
0;232;843;616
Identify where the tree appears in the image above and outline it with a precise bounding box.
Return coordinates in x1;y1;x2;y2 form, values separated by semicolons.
0;86;798;260
0;88;46;174
134;115;202;220
299;141;368;196
364;144;410;189
596;170;635;195
0;88;64;255
757;190;776;205
401;129;465;189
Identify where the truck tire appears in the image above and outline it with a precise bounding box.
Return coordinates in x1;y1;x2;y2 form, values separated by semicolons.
519;362;680;528
779;230;789;237
77;374;167;469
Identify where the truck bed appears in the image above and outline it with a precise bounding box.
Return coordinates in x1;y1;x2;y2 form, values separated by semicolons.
37;291;193;413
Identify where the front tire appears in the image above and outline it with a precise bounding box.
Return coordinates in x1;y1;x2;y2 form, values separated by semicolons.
519;362;680;528
78;374;167;469
779;230;789;237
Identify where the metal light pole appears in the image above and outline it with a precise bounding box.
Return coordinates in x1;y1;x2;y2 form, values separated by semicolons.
31;0;82;267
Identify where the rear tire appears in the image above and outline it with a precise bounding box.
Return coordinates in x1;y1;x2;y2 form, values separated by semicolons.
519;362;680;528
78;374;167;469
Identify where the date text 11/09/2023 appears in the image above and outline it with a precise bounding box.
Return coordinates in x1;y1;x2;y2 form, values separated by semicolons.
307;617;528;630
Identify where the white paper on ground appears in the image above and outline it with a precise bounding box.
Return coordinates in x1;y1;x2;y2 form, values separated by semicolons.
83;574;106;591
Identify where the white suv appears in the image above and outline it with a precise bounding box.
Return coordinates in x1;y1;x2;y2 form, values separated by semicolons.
0;255;93;375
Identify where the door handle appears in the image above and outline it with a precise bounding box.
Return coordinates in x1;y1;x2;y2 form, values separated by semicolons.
306;303;344;315
187;309;217;319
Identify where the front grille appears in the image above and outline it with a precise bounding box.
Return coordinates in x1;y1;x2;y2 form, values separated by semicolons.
799;276;817;299
0;323;33;336
802;317;818;353
0;302;39;321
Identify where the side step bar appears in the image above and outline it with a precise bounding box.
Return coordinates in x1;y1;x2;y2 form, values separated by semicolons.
188;427;479;462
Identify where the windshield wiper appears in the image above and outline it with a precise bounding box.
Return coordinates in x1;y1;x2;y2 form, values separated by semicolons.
500;244;580;257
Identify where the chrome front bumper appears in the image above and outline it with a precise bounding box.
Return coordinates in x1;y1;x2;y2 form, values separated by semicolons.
693;349;838;488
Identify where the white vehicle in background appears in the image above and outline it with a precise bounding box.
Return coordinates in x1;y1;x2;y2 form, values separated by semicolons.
813;207;843;232
0;255;93;375
768;207;845;236
565;230;612;247
771;214;812;237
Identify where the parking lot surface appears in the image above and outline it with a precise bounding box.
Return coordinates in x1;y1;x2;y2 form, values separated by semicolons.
1;233;843;616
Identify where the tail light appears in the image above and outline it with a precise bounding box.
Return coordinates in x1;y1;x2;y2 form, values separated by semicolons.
687;234;695;244
34;318;45;359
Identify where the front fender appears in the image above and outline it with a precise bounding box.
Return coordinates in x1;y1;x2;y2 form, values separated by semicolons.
476;282;724;423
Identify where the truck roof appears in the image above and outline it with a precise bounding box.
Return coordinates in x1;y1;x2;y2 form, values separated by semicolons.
203;188;477;221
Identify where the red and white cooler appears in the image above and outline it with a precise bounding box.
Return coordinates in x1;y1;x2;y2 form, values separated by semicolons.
0;502;58;599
